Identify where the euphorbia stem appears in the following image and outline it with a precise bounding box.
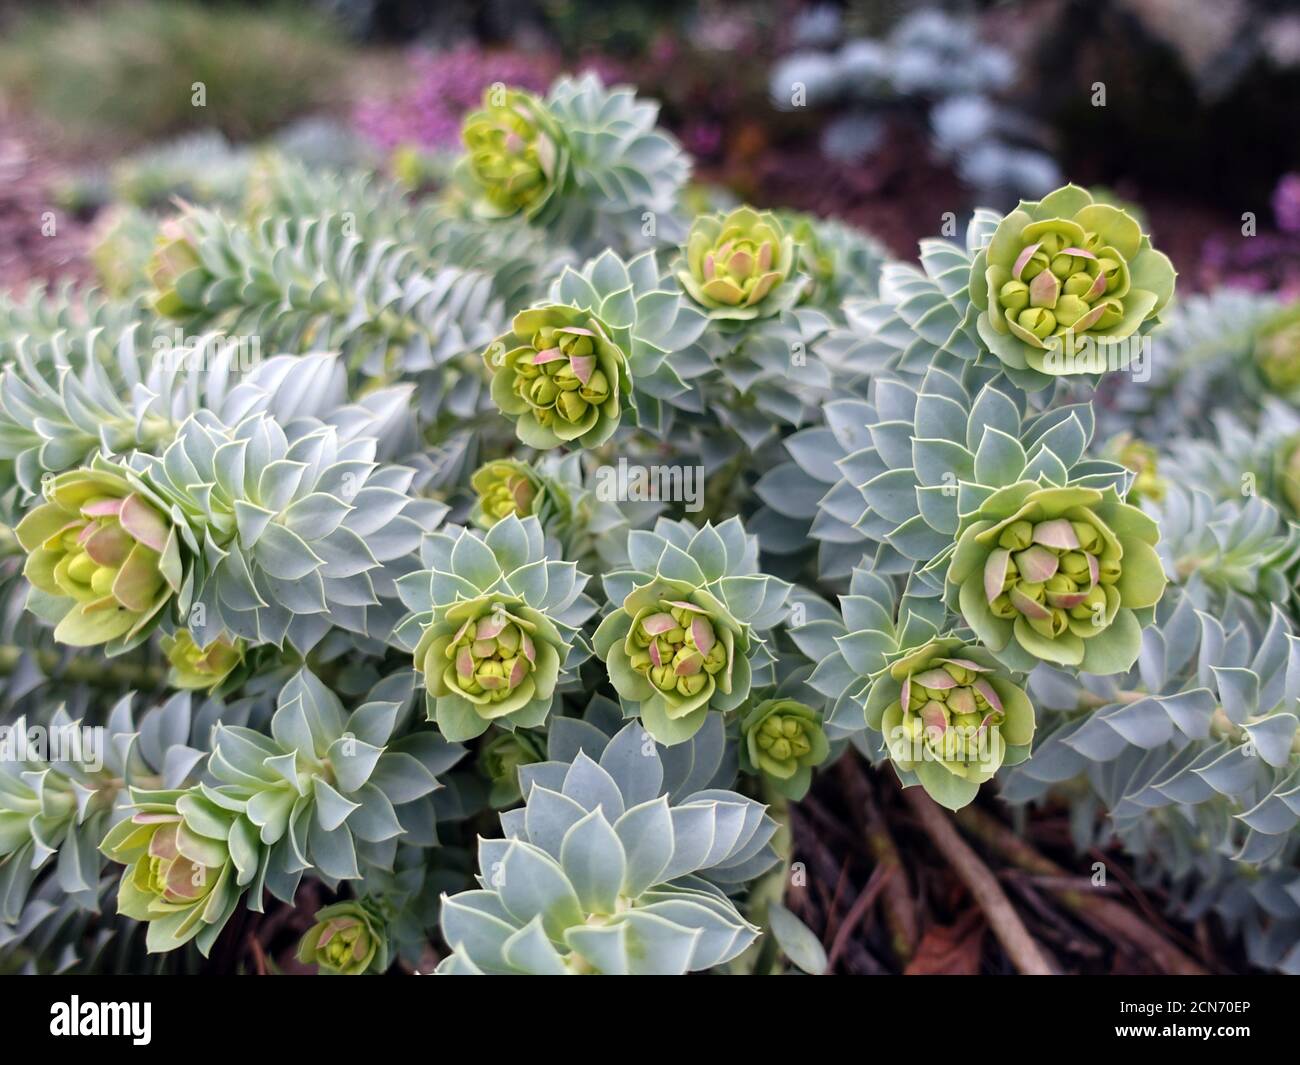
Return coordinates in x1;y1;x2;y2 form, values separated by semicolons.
0;646;166;690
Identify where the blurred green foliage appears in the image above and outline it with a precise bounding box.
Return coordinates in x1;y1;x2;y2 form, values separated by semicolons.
0;1;347;144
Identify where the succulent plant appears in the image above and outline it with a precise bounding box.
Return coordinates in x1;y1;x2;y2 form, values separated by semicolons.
459;87;568;221
1108;435;1166;504
478;729;546;808
437;721;777;974
455;74;688;257
15;459;192;651
949;483;1166;673
484;304;628;449
470;459;543;526
2;64;1294;978
297;898;389;975
971;184;1176;379
780;361;1129;585
205;670;459;894
1253;301;1300;397
99;785;263;954
594;518;790;745
738;699;830;799
469;452;633;570
160;631;245;692
866;638;1035;809
396;516;596;742
677;206;804;321
130;410;444;652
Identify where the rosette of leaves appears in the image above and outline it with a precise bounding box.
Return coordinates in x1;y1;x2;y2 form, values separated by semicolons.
437;721;777;975
0;298;394;514
456;75;688;256
1148;485;1300;625
14;459;194;651
147;207;512;420
297;898;389;975
677;206;804;321
664;208;833;456
394;515;596;742
791;566;948;740
1001;595;1300;969
1252;300;1300;399
485;249;706;447
949;481;1166;674
469;452;632;569
131;410;444;651
206;669;461;896
478;729;545;808
594;517;791;745
0;692;214;923
971;184;1176;380
1165;401;1300;521
459;86;569;221
99;784;264;954
738;699;829;800
777;362;1128;585
1097;289;1282;443
865;638;1035;809
781;211;888;309
160;631;246;692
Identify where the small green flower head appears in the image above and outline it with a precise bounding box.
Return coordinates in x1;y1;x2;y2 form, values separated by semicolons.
148;216;203;318
865;638;1035;810
470;460;541;527
15;463;185;651
678;206;804;320
161;630;245;692
971;184;1176;377
949;483;1166;674
485;305;630;449
739;699;829;799
460;86;568;220
595;578;747;745
1279;435;1300;519
1110;435;1166;504
99;787;259;954
1254;302;1300;394
415;595;564;736
478;729;546;807
297;900;388;976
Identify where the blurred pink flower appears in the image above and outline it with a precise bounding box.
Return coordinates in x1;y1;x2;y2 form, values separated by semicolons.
353;47;554;151
1273;173;1300;234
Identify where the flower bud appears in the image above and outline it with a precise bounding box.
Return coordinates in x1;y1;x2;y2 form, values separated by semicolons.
1054;294;1090;328
1093;299;1124;330
1069;522;1100;552
1017;307;1057;339
556;390;588;423
650;664;677;690
999;280;1030;313
579;369;609;404
1063;271;1094;298
997;520;1034;551
676;673;707;697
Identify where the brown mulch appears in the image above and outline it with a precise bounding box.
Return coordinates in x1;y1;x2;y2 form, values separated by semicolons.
783;753;1242;975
